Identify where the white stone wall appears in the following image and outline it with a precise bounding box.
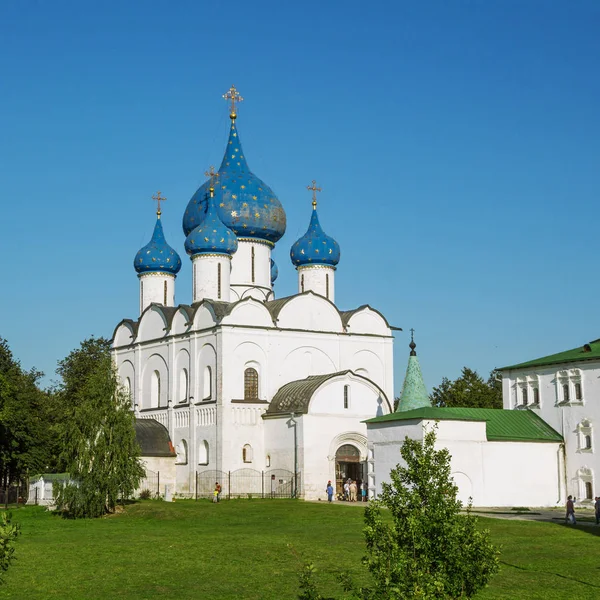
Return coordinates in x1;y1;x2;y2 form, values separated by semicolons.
502;361;599;503
139;273;175;314
230;240;272;300
192;255;232;302
297;265;335;302
368;419;563;507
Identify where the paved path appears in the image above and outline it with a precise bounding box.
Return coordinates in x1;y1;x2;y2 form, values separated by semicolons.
470;507;599;528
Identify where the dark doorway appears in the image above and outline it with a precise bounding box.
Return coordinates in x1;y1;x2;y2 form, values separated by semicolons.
335;444;363;497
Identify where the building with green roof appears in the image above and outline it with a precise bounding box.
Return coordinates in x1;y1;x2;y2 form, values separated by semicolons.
499;338;600;505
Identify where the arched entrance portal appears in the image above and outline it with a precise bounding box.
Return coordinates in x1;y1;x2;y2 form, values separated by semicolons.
335;444;363;497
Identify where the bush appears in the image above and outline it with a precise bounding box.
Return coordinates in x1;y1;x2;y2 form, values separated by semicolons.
0;512;20;585
139;489;152;500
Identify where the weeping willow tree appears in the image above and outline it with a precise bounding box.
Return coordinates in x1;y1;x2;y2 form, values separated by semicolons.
55;339;144;518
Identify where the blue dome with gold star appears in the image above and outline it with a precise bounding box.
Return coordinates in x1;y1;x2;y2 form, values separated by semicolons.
134;213;182;275
290;206;340;268
183;120;286;244
185;189;238;257
270;259;278;284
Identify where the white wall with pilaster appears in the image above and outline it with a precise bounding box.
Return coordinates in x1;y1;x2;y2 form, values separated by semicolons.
192;254;232;302
230;239;272;301
138;273;175;314
297;265;335;302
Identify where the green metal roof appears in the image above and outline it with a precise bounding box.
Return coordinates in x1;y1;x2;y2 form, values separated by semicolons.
499;339;600;370
396;354;431;412
365;407;563;443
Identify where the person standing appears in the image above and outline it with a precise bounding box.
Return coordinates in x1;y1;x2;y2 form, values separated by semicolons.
343;480;350;501
595;496;600;525
361;481;367;502
326;481;334;503
349;480;357;502
566;495;576;524
215;482;222;502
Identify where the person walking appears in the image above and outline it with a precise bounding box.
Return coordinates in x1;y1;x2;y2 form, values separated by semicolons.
361;481;367;502
349;480;357;502
566;495;576;525
326;481;334;503
595;496;600;525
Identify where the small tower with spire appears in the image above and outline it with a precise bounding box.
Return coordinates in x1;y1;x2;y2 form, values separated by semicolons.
184;167;238;302
396;331;432;412
134;192;182;315
290;181;341;302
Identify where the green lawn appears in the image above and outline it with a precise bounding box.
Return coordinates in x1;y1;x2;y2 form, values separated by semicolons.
1;501;599;599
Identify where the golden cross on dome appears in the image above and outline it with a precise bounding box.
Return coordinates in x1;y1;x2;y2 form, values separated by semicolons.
152;191;166;216
223;85;244;120
205;166;220;196
307;180;322;209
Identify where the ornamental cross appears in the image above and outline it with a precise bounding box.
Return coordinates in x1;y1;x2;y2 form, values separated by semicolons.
204;166;220;196
410;328;415;342
152;191;166;215
223;85;244;119
307;180;322;209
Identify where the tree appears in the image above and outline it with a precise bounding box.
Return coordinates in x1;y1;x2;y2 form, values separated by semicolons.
0;338;54;493
299;427;499;599
430;368;502;409
55;338;144;518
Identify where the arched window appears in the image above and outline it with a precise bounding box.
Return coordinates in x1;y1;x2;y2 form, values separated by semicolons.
563;384;570;402
179;368;188;403
198;440;209;465
243;444;253;463
578;420;593;452
244;368;259;400
533;388;540;404
175;440;188;465
585;481;593;500
163;280;168;305
575;382;582;400
124;377;132;401
522;388;528;405
203;366;212;400
585;435;592;450
151;370;161;407
344;385;350;409
266;454;271;468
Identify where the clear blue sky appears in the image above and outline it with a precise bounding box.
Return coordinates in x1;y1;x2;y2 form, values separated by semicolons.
1;0;599;393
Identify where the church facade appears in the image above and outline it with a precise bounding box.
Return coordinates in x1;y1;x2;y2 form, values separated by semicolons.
112;88;394;500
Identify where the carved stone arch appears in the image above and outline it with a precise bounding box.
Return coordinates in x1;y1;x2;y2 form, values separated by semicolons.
328;432;368;462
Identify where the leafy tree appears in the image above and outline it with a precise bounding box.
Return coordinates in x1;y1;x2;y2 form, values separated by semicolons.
299;427;499;599
0;338;54;492
55;338;144;518
431;368;502;409
0;512;20;585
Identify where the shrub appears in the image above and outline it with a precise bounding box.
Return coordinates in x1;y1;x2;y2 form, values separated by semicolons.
0;512;20;585
139;489;152;500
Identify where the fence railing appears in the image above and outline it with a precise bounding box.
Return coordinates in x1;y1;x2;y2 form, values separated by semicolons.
195;469;301;499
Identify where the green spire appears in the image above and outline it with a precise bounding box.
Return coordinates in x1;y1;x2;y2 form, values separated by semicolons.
396;331;431;412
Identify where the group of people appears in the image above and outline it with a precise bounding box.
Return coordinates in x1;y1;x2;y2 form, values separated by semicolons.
565;495;600;525
325;479;367;503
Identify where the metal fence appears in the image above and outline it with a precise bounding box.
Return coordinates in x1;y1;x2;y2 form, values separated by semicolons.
137;469;161;498
196;468;301;499
0;483;28;507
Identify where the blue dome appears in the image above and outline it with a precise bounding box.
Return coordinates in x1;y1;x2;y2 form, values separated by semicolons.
270;259;278;284
184;190;238;257
290;207;340;268
183;120;286;244
135;214;182;275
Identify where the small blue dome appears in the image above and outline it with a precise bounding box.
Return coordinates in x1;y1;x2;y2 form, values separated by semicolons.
270;259;278;284
290;207;340;268
183;120;286;244
185;191;238;257
134;214;182;275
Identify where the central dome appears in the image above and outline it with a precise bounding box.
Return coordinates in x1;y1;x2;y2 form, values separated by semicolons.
183;120;286;244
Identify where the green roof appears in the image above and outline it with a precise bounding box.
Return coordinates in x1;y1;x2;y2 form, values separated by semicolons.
396;354;431;412
365;407;563;443
499;339;600;370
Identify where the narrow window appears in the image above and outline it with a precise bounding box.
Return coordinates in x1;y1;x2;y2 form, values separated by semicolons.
533;388;540;404
585;435;592;450
244;368;259;400
522;388;528;405
301;274;305;293
325;273;330;299
163;280;167;305
218;263;222;299
251;246;255;283
563;384;570;402
179;369;188;403
344;385;349;409
141;281;144;308
575;382;582;400
243;444;253;463
203;366;212;400
585;481;593;500
266;454;271;468
151;370;161;407
198;441;209;465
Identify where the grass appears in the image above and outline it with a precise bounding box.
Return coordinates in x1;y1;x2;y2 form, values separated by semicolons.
1;500;599;599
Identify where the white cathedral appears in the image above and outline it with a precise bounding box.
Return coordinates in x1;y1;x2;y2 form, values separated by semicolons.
112;87;395;500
